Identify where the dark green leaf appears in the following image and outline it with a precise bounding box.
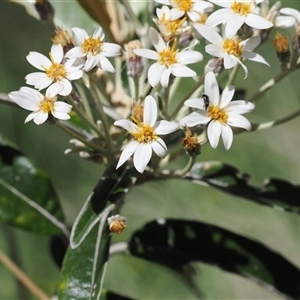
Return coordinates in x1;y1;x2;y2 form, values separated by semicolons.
129;218;300;299
58;211;112;300
185;161;300;214
0;134;67;235
70;163;138;248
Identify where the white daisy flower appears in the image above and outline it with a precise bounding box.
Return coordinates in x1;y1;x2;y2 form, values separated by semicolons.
180;71;255;150
194;24;270;78
133;27;203;87
65;26;122;73
154;0;214;22
206;0;273;37
25;44;83;96
154;5;188;40
9;86;72;125
114;95;179;173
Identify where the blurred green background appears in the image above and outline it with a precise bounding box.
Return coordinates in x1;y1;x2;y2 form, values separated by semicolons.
1;0;300;298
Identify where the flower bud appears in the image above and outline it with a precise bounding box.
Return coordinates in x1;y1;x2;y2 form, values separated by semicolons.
182;126;201;157
124;40;144;78
52;27;74;54
273;32;290;63
34;0;54;22
108;215;127;234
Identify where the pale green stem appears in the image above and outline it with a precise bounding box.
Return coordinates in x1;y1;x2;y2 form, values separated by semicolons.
247;63;300;103
90;84;114;157
226;63;240;86
174;155;197;177
75;81;95;123
162;85;170;120
55;121;107;154
66;95;104;138
170;75;205;119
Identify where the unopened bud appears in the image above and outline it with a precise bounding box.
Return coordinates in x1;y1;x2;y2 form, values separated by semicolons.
273;32;290;63
52;27;74;54
34;0;54;22
131;101;144;123
108;215;127;234
124;40;144;78
182;126;201;157
204;57;224;75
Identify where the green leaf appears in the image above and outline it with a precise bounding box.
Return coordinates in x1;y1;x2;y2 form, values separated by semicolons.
58;208;113;300
0;134;67;235
185;161;300;214
129;218;300;299
70;163;138;249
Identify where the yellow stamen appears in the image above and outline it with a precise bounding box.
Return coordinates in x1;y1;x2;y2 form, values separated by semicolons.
44;53;67;81
39;97;56;113
129;120;158;143
208;106;228;124
158;44;178;66
82;36;102;55
231;1;252;16
173;0;193;12
223;38;244;57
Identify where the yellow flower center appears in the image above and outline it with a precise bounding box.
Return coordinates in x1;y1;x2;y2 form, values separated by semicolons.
159;14;186;35
223;38;244;57
231;1;252;16
43;52;67;81
159;47;178;66
39;97;56;113
173;0;193;12
208;106;228;124
82;37;102;55
130;119;158;143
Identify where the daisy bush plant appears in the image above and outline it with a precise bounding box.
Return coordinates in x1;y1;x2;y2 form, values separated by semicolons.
1;0;300;299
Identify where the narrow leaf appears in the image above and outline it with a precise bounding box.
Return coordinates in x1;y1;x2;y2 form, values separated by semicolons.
0;135;67;235
129;219;300;299
185;161;300;214
70;163;137;249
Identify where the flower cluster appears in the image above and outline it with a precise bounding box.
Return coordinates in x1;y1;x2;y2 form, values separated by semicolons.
8;0;300;174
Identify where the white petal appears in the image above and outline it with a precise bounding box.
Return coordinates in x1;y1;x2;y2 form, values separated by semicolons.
114;119;137;132
204;71;219;106
207;120;222;148
180;111;210;127
236;59;249;79
227;113;252;130
72;27;89;44
51;44;64;63
84;55;98;72
245;14;273;30
172;64;196;77
280;8;300;22
225;14;245;37
25;72;52;90
221;124;233;150
102;43;121;57
65;47;86;58
228;101;255;114
93;26;104;39
66;69;83;80
242;52;270;67
275;16;296;28
194;24;223;45
223;54;239;69
205;44;225;58
207;0;230;9
46;83;64;97
148;63;165;87
133;143;152;173
133;49;159;60
27;52;51;70
149;27;167;52
176;51;203;64
184;98;205;110
9;90;39;110
54;101;72;114
243;36;261;51
33;111;48;125
56;79;73;96
143;95;157;126
151;138;168;158
220;85;234;108
154;120;178;135
116;141;138;169
160;67;172;87
205;8;232;27
97;56;116;73
25;112;38;124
